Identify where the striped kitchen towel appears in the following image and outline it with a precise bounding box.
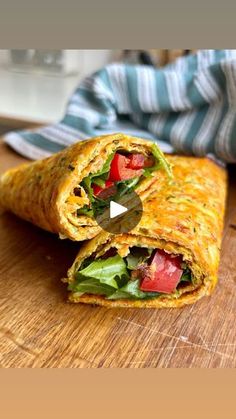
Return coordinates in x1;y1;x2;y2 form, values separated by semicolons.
4;49;236;163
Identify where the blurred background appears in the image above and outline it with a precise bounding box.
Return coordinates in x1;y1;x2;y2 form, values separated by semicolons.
0;49;195;135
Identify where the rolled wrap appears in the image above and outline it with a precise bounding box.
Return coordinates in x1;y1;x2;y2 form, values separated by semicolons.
66;155;227;307
0;134;170;241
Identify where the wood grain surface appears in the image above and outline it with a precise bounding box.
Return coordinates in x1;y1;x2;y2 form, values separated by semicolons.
0;140;236;368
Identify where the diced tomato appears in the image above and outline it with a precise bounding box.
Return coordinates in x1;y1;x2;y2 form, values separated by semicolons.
108;153;143;181
127;154;155;169
92;180;117;199
140;249;183;294
127;154;145;169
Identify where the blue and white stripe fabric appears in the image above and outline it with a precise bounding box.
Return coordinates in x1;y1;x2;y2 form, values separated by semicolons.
4;49;236;163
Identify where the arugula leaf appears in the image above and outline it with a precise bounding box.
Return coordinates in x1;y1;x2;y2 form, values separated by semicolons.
115;177;140;197
108;280;144;299
126;247;153;270
81;177;94;203
118;280;146;298
180;269;192;282
91;177;106;187
92;196;110;216
107;290;131;300
108;279;161;300
91;152;115;179
77;205;94;217
69;277;115;296
151;144;173;179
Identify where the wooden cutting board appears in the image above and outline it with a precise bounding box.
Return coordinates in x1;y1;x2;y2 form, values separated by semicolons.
0;140;236;368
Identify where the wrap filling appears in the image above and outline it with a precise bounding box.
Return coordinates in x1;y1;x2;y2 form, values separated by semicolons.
75;144;172;218
68;247;193;300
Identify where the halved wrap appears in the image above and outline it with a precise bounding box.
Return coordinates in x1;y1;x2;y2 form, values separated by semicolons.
66;155;227;308
0;133;171;241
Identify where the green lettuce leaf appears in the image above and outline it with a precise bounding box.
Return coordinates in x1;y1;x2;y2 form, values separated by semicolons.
69;277;115;296
108;279;161;300
76;254;128;289
107;280;144;299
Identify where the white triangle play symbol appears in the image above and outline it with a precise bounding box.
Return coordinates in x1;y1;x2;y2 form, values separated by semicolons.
109;201;128;219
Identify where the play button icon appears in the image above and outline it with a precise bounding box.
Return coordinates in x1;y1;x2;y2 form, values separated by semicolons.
110;201;128;219
94;187;143;234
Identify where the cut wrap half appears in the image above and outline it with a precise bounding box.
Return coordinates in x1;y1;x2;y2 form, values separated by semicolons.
66;155;227;308
0;134;172;241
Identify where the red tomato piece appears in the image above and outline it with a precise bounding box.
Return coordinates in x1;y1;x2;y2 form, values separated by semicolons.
92;180;117;199
140;250;183;294
127;154;155;169
127;154;145;169
108;153;143;181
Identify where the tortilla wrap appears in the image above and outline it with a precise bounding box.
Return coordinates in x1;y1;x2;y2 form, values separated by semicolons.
66;155;227;307
0;133;170;241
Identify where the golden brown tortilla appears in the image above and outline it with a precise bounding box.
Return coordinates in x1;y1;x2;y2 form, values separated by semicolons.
0;133;170;241
66;155;227;307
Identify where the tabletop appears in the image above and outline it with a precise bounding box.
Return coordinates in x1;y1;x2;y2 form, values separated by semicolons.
0;139;236;368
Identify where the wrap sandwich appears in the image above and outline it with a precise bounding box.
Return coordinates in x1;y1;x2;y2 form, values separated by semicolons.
0;134;172;241
66;155;227;308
